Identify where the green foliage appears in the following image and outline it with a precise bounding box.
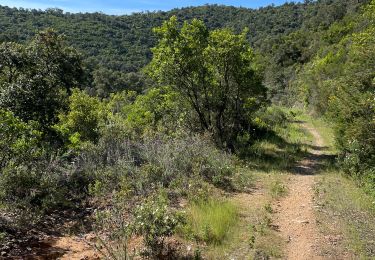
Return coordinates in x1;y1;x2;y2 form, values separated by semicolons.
261;0;369;104
132;193;181;256
1;1;374;256
0;31;88;220
124;86;187;136
254;106;291;129
0;158;73;218
0;29;84;130
148;17;266;148
0;109;42;168
182;199;238;245
293;0;375;190
74;126;235;200
93;205;134;260
270;180;288;198
0;1;362;96
93;68;148;97
0;1;368;101
139;134;235;190
315;173;375;258
54;89;106;147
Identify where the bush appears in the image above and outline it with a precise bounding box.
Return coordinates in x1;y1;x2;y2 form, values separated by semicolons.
54;89;107;148
270;180;288;198
340;133;375;192
124;86;188;136
69;124;236;203
81;132;236;201
0;109;42;168
0;158;72;218
132;192;182;257
93;206;134;260
140;134;235;190
88;164;134;198
75;122;138;170
254;106;291;129
337;113;375;195
182;199;238;245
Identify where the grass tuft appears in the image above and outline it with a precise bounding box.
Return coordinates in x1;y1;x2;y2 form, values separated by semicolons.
182;199;238;245
270;179;288;198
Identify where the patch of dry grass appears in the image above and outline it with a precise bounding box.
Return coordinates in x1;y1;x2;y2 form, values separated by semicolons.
315;172;375;258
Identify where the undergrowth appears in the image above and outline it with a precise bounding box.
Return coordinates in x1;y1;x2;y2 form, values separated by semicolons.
181;199;238;246
315;173;375;258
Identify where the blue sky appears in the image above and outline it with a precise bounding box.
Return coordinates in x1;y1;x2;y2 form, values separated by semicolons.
0;0;299;15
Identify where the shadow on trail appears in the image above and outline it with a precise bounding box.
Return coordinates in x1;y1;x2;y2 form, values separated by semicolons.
240;125;336;174
305;145;330;152
291;153;337;176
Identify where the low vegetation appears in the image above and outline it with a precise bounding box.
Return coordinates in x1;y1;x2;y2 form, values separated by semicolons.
182;199;238;245
315;173;375;258
0;17;269;258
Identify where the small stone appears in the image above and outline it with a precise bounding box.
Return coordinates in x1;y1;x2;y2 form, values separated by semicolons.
84;233;96;242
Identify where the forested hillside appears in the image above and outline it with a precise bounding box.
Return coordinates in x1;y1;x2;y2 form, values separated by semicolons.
0;0;374;258
0;0;367;96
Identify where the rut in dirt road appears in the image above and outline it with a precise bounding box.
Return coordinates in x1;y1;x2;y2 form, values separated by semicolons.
274;122;327;260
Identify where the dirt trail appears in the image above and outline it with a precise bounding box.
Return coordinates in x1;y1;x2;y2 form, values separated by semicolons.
274;122;325;260
49;235;99;260
19;235;99;260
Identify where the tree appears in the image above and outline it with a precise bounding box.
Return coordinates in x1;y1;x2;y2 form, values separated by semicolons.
124;86;187;136
0;29;84;130
54;89;106;148
0;109;41;168
92;68;148;97
147;17;266;148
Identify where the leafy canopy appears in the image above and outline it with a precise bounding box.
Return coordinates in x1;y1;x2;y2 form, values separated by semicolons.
0;29;84;130
148;16;266;148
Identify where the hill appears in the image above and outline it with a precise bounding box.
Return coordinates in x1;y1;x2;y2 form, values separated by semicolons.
0;0;368;95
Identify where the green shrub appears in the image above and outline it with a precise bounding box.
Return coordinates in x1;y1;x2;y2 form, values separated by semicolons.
338;118;375;196
82;132;236;201
182;199;238;245
0;159;71;218
54;89;107;148
0;109;42;168
254;106;291;129
76;123;137;171
132;193;182;257
93;207;134;260
270;180;287;198
124;86;188;136
141;134;235;189
232;167;256;192
88;164;134;198
185;178;213;203
73;127;236;202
